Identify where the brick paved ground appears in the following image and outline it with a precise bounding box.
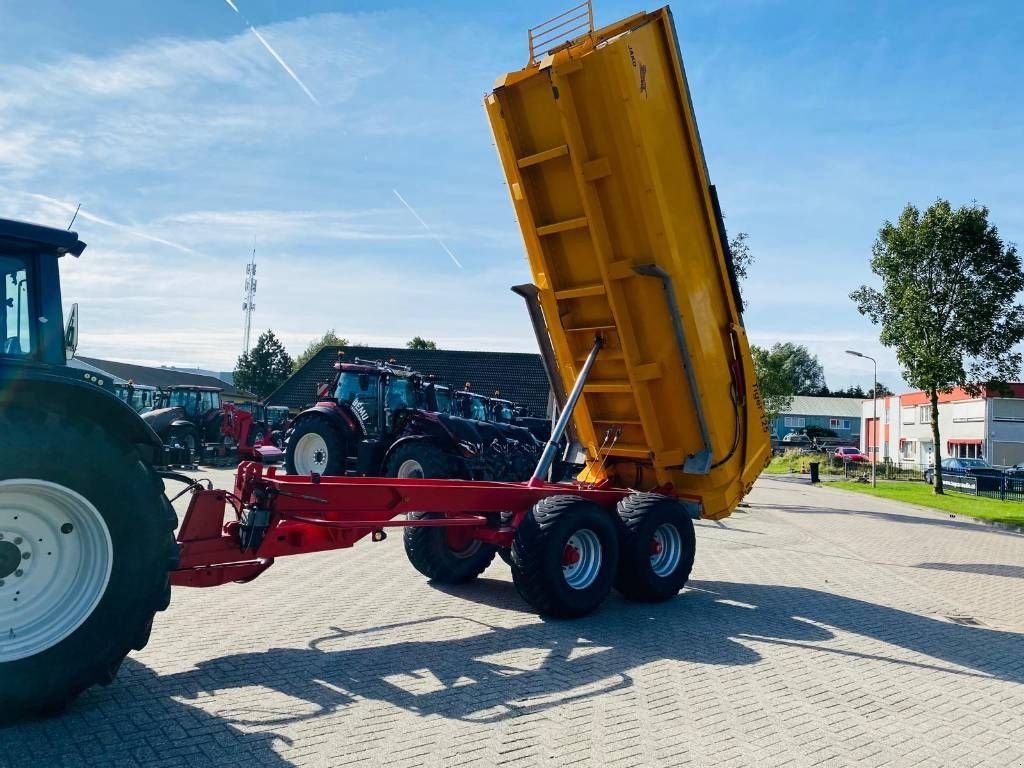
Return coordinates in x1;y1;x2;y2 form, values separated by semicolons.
3;473;1023;767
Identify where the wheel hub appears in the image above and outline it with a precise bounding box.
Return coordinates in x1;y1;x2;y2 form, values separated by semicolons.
0;539;20;579
561;529;602;590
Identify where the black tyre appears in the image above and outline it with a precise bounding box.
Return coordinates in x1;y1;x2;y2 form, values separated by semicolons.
285;414;347;476
510;495;618;618
403;512;497;583
0;406;178;722
614;494;696;603
384;441;451;478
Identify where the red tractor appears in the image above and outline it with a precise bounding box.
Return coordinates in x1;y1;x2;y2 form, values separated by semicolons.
142;385;280;464
286;356;540;481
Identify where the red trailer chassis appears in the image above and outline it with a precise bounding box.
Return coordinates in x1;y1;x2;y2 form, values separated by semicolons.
169;462;681;588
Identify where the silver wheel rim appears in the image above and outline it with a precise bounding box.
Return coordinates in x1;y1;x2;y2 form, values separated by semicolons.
0;479;113;662
650;522;683;578
562;528;602;590
397;459;424;479
293;433;329;475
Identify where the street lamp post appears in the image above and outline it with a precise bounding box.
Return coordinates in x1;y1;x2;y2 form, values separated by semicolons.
846;349;877;487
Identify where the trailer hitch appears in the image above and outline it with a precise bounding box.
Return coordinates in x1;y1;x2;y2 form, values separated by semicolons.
239;503;271;551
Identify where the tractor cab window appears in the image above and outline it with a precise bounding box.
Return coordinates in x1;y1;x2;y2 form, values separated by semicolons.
167;390;198;411
492;401;514;422
467;395;488;421
1;254;32;357
433;386;451;414
199;391;220;413
386;377;422;412
335;371;380;433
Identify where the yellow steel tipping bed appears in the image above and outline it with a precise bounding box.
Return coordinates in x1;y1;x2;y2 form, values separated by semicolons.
485;5;770;519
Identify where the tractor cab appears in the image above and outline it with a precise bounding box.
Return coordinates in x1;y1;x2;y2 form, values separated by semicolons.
115;380;158;413
452;389;490;421
333;358;429;436
266;405;290;431
0;219;85;370
159;385;222;422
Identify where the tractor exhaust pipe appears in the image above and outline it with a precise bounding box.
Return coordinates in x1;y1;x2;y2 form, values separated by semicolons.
529;336;602;487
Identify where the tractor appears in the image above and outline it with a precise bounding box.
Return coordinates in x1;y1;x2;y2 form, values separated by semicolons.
114;380;158;413
285;356;540;481
141;385;278;464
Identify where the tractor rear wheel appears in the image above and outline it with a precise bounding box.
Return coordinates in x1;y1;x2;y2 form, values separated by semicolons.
384;441;451;479
0;406;178;722
613;494;696;602
510;495;618;618
285;415;347;476
404;512;497;583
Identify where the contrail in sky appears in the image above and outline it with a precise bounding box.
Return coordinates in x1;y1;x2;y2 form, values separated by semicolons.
392;189;463;269
221;0;319;104
25;193;200;255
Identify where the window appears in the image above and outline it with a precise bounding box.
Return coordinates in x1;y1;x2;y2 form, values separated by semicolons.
919;405;932;423
783;416;805;428
952;401;984;422
900;440;916;459
902;407;916;425
1;254;32;356
829;418;849;430
950;442;983;459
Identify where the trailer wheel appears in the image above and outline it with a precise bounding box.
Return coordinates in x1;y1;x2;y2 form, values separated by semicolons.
404;513;497;583
0;407;178;722
613;494;695;602
384;441;450;479
510;495;618;618
286;415;347;476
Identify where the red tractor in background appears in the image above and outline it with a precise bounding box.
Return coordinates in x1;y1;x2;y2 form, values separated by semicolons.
141;385;281;465
286;355;541;481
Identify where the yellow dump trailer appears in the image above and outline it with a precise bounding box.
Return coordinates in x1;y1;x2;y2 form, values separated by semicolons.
486;5;770;519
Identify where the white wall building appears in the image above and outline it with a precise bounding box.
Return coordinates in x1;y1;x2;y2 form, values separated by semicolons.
860;385;1024;468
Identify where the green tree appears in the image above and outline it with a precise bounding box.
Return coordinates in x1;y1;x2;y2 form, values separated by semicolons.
293;329;349;372
851;200;1024;494
751;345;795;431
234;330;294;399
755;342;826;396
729;231;752;304
406;336;438;350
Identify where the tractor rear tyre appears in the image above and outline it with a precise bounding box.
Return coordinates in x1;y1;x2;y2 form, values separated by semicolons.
404;512;497;583
0;407;178;722
384;441;450;479
285;415;347;476
613;494;696;602
510;495;618;618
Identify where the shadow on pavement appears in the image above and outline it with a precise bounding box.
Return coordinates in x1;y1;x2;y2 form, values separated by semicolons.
37;578;1020;737
914;561;1024;579
749;500;1004;533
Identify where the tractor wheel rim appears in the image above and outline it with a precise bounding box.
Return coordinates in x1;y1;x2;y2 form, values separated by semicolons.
562;529;602;590
649;522;683;578
397;459;424;479
293;433;329;475
0;479;113;663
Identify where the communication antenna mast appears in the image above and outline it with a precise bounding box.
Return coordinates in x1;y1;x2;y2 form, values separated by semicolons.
242;240;257;355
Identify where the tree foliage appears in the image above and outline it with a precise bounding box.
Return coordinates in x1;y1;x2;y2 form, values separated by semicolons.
754;342;826;397
729;231;752;305
851;200;1024;493
293;329;349;372
406;336;438;350
751;345;795;428
234;330;294;399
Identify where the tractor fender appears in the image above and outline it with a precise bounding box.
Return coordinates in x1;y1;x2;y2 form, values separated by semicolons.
1;366;162;461
292;403;361;440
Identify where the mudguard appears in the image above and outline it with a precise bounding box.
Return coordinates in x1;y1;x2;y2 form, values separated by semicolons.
0;362;162;461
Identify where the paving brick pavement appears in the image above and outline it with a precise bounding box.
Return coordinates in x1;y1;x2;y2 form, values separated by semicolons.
2;472;1023;767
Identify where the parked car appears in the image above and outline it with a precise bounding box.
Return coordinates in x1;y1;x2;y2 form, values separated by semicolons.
923;457;1001;485
833;446;867;463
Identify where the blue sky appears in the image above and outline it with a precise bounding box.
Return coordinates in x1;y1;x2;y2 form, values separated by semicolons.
1;1;1020;391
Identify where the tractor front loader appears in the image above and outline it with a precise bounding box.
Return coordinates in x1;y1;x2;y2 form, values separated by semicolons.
0;4;769;723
